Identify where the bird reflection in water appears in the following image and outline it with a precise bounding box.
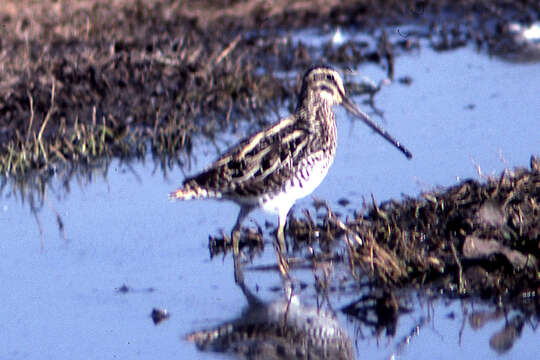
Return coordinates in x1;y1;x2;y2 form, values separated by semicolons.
187;278;353;360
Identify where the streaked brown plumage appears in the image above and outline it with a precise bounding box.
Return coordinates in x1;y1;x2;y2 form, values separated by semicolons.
170;65;412;282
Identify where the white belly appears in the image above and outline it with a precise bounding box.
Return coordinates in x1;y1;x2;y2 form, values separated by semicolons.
260;156;333;214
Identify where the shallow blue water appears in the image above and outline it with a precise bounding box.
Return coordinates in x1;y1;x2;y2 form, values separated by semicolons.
1;37;538;359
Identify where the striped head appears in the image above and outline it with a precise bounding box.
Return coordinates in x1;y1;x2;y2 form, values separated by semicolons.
297;65;347;109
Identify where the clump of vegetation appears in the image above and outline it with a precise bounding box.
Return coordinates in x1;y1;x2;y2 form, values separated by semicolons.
3;0;537;182
0;1;298;180
289;157;539;310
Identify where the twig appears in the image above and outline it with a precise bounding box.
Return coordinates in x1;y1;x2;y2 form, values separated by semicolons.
450;242;465;294
213;34;241;67
26;91;35;145
38;79;56;142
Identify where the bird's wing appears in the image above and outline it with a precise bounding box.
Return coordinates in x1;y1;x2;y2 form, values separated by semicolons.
183;115;312;198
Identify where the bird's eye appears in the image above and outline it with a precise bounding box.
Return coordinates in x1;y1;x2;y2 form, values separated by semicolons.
326;74;333;82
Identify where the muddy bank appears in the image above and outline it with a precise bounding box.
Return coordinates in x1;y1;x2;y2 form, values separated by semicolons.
1;0;539;179
287;157;540;311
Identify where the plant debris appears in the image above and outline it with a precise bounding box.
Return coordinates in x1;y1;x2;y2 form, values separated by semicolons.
151;308;170;325
289;156;540;310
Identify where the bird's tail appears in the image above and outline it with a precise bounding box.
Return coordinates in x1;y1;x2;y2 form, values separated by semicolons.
168;182;219;201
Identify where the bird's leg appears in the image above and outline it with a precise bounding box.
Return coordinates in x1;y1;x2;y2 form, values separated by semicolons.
231;205;253;285
274;209;291;280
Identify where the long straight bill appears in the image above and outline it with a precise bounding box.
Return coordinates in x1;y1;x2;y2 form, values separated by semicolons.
342;96;413;159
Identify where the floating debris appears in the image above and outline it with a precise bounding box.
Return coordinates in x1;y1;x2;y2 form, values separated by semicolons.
209;226;264;258
116;284;131;294
151;308;170;325
115;284;155;294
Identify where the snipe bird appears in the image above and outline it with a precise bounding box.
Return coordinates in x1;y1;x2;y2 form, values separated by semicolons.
170;65;412;282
